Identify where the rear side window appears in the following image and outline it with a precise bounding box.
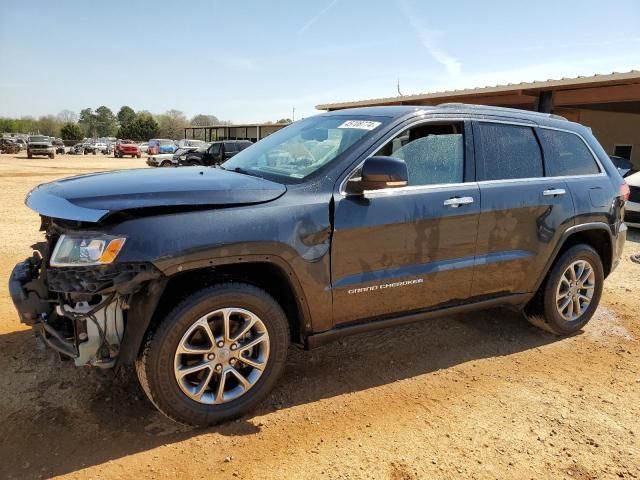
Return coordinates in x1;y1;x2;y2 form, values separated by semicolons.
538;129;600;176
475;123;543;180
226;142;238;153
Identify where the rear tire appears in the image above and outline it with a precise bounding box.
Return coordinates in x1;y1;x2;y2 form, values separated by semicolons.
524;244;603;335
49;153;54;159
160;160;172;167
136;283;289;426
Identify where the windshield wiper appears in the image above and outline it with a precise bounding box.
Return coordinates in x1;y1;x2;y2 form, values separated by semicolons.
231;166;255;176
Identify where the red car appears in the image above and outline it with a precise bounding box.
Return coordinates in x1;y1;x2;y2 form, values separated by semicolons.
114;140;142;158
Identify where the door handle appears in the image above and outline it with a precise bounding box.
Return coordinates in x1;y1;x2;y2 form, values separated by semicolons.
443;196;474;208
543;188;566;196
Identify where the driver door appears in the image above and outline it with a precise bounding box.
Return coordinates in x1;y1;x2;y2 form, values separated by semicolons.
330;120;480;325
206;143;222;165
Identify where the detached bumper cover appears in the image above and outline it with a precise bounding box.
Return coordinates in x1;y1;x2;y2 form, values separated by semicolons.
9;256;51;325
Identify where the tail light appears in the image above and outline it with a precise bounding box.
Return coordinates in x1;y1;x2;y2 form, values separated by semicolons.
620;182;630;202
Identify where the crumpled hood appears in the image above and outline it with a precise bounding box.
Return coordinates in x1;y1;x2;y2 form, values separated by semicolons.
26;167;286;223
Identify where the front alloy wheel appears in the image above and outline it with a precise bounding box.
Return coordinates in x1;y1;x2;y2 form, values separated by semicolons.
136;283;289;426
174;308;269;404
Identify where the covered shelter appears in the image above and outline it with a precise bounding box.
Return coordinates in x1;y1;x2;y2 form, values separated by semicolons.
317;71;640;168
184;123;286;143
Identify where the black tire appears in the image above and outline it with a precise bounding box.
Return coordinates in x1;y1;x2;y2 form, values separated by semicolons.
136;283;290;426
524;244;603;335
27;152;32;159
160;160;172;167
189;160;200;166
49;153;54;159
92;151;96;155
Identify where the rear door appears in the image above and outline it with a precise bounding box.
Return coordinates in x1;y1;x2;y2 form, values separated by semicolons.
536;127;612;226
471;121;575;297
331;120;481;325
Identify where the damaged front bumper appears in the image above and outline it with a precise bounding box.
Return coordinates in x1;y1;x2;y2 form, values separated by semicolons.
9;253;162;368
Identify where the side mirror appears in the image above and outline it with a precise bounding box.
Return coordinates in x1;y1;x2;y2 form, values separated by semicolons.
346;156;408;194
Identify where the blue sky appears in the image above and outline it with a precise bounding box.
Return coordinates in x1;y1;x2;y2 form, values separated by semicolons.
1;0;639;122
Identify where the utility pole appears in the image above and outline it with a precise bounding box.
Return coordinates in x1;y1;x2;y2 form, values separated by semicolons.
292;107;295;122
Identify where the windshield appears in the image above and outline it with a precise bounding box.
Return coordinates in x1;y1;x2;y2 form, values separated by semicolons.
29;136;49;143
222;115;388;182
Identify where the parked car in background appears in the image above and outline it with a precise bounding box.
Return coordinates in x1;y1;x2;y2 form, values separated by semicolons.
610;155;636;178
147;146;202;167
176;139;206;149
82;140;97;155
178;140;252;166
27;135;55;158
625;170;640;228
14;138;27;151
0;138;20;154
148;139;177;155
114;139;142;158
68;143;84;155
53;138;65;154
95;142;109;154
139;142;149;153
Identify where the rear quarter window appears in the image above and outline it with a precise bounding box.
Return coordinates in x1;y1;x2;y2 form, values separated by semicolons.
538;129;600;176
475;123;543;181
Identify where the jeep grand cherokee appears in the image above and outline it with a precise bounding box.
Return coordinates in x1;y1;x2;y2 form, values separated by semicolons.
9;104;628;425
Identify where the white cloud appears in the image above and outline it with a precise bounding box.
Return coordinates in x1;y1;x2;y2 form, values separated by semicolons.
398;0;461;77
298;0;339;34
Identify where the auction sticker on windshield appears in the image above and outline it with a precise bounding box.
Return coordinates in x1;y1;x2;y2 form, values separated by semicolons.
337;120;381;130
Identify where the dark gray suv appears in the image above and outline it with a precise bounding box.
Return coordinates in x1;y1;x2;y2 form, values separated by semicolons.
10;104;628;425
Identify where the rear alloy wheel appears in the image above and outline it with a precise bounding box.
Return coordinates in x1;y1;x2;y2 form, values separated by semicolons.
136;283;289;425
524;244;603;335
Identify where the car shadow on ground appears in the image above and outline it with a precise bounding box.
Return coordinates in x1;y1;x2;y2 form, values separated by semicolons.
0;307;563;478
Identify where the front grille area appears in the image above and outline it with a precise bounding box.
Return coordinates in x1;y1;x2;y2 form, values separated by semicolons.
629;185;640;203
47;262;161;294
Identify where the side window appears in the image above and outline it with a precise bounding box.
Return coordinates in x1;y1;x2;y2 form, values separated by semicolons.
538;129;600;176
209;143;222;155
226;142;238;153
476;123;543;180
376;122;465;186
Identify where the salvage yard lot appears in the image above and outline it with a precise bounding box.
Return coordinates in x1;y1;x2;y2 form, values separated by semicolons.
0;153;638;479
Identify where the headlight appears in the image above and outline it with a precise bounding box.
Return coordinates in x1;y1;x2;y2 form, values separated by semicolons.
50;234;126;267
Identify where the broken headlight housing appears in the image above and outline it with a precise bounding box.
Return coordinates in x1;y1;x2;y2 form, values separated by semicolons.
50;234;126;267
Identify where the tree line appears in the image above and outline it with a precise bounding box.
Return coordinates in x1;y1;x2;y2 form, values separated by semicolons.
0;107;228;142
1;107;294;143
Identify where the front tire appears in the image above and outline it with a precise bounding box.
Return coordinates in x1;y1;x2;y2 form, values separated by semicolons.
524;244;603;335
136;283;290;426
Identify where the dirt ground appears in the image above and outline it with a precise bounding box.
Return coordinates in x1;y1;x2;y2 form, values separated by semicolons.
0;153;638;480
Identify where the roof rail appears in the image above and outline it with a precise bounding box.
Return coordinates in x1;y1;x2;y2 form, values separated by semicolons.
436;103;567;121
